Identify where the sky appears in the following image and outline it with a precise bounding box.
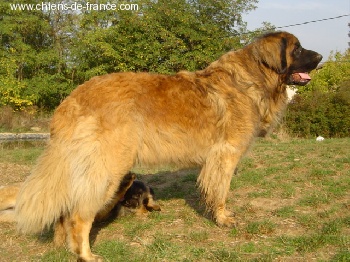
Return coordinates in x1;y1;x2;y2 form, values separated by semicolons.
242;0;350;61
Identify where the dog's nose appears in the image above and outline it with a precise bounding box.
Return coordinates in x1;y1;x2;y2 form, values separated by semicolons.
317;54;323;62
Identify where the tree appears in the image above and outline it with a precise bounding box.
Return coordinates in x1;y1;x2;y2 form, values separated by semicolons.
73;0;258;82
0;55;33;109
0;0;77;110
0;0;50;109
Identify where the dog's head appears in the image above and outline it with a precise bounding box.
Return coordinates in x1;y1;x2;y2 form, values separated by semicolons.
121;180;161;212
252;31;322;86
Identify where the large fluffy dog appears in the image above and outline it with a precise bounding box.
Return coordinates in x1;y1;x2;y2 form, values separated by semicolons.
15;31;322;261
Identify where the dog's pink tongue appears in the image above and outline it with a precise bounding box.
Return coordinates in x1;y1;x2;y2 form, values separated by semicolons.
298;73;311;80
292;72;311;85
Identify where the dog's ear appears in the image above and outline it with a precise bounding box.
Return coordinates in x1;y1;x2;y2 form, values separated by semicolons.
279;37;288;74
119;172;136;191
252;34;288;74
145;201;161;212
144;187;161;211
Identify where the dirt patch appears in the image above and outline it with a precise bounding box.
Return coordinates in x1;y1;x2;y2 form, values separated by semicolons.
0;163;30;185
249;197;296;211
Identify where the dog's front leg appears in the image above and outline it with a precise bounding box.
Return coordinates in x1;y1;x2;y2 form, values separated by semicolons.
197;143;241;227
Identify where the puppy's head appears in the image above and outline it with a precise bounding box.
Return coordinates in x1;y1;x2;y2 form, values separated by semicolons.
121;180;161;212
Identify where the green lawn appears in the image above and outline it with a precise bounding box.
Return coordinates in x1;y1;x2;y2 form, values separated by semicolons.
0;138;349;261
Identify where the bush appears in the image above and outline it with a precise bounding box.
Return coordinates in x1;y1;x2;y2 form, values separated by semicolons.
285;83;350;138
0;106;50;132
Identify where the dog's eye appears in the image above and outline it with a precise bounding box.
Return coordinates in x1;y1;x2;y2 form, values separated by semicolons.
294;45;302;55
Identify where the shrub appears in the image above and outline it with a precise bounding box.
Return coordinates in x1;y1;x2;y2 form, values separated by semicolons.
285;83;350;138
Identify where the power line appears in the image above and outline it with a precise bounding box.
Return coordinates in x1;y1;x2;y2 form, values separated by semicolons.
238;14;350;38
274;14;350;30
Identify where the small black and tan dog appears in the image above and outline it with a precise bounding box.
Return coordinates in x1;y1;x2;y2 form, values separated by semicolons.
121;179;161;213
95;172;161;221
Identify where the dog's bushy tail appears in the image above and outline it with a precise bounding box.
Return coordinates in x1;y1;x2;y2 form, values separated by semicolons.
15;142;71;233
15;137;113;233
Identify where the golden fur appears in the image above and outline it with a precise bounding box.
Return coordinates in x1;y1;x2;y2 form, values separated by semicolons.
15;31;322;261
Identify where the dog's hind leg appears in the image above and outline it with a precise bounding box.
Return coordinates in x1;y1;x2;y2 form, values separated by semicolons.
65;213;101;262
67;171;135;261
197;142;243;227
52;163;136;255
53;216;66;247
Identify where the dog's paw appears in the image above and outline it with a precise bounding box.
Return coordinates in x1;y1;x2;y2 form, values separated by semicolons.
224;209;235;217
77;254;103;262
215;209;237;228
216;215;237;228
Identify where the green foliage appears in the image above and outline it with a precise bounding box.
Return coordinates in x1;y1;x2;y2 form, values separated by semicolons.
0;56;34;109
285;88;350;138
0;0;75;110
73;0;254;81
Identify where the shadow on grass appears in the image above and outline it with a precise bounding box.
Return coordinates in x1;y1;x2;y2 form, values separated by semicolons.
87;168;209;246
137;168;206;213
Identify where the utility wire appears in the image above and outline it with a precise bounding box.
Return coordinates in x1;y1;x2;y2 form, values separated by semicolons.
239;14;350;36
274;14;350;29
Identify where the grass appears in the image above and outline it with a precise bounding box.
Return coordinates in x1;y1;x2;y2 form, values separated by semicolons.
0;138;349;261
0;141;45;165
